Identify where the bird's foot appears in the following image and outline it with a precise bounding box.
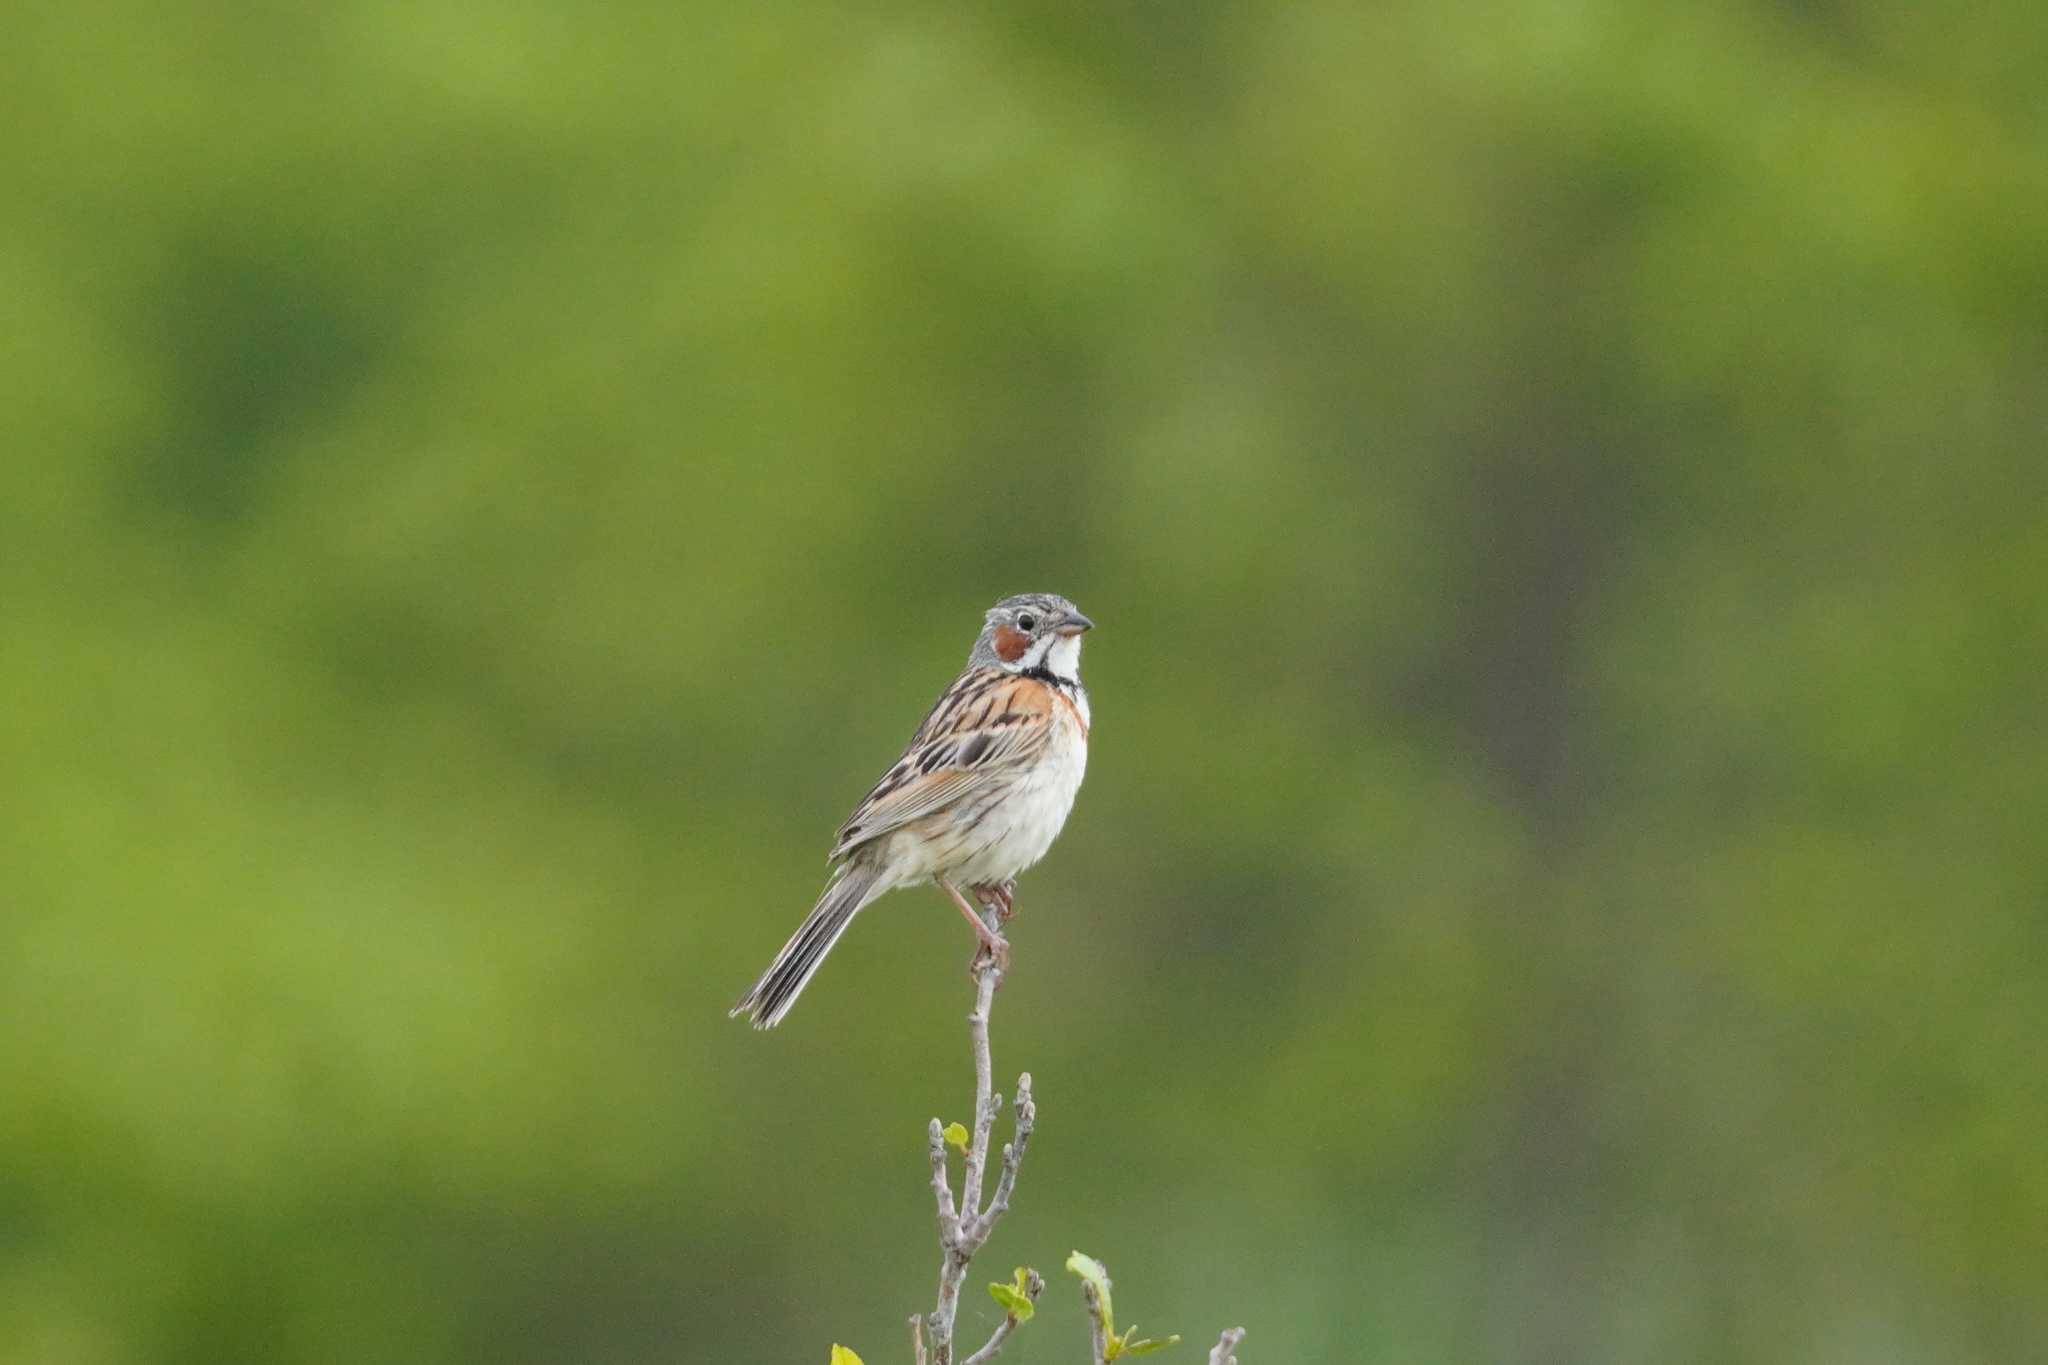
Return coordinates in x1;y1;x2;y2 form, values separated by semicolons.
969;931;1011;981
972;879;1017;923
942;877;1011;982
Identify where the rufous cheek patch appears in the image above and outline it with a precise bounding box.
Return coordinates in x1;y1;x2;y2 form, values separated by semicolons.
992;625;1030;662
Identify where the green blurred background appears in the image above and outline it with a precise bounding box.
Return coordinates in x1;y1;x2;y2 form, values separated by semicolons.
5;3;2043;1362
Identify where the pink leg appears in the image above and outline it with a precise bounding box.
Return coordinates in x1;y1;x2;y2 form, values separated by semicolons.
939;878;1010;974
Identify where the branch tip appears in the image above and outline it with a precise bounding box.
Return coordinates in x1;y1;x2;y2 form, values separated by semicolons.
1206;1326;1247;1365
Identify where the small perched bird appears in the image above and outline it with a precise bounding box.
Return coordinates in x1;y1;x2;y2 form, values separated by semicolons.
731;592;1095;1028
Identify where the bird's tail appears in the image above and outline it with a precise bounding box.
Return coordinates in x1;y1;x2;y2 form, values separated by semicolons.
729;863;888;1029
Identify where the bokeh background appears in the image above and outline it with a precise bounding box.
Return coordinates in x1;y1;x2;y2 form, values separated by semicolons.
5;3;2043;1362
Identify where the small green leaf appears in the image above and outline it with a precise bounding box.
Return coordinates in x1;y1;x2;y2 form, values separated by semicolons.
986;1266;1037;1320
987;1281;1034;1320
942;1122;970;1153
1065;1251;1115;1338
987;1280;1029;1314
829;1347;864;1365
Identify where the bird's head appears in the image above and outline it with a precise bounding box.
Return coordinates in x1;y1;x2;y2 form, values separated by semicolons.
970;592;1094;680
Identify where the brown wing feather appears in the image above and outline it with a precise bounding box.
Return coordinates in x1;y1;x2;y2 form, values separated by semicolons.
829;668;1056;861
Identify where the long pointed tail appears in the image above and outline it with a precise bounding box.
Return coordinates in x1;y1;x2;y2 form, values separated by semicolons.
729;863;888;1029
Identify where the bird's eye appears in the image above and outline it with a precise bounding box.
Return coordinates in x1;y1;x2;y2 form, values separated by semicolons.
1016;613;1037;631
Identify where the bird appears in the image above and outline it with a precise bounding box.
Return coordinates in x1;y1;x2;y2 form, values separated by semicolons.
730;592;1095;1029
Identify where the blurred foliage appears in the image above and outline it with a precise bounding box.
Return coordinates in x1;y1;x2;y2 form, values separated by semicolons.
3;2;2043;1363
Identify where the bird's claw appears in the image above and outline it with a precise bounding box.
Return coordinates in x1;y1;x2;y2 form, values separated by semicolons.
972;880;1018;923
968;926;1011;981
943;877;1011;982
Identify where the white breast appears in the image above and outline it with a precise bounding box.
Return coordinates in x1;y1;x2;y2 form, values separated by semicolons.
947;691;1089;887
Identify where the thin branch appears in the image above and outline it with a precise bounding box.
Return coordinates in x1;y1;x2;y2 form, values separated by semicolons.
969;1073;1033;1242
1207;1326;1247;1364
927;1119;960;1246
911;1315;928;1365
1080;1279;1113;1365
958;964;1001;1218
929;960;1001;1364
926;896;1037;1365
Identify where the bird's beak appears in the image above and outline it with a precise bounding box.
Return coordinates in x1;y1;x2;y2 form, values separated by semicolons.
1056;611;1094;636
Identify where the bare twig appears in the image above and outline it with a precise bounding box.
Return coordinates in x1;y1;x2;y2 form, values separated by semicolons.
1207;1326;1247;1364
972;1075;1033;1240
959;966;1000;1221
927;1119;960;1244
911;1315;928;1365
1080;1278;1113;1365
924;900;1037;1365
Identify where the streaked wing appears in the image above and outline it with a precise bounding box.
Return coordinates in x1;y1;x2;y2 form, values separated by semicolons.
829;667;1056;861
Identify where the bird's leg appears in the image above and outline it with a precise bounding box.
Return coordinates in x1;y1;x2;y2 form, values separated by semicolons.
939;878;1010;976
971;880;1017;924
